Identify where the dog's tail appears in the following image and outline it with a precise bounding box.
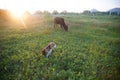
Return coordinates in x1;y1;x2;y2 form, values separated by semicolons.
42;49;46;56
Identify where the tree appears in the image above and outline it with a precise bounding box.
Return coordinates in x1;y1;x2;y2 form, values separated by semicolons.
23;11;31;17
43;10;51;14
60;10;67;14
82;10;91;14
34;10;43;15
52;10;59;15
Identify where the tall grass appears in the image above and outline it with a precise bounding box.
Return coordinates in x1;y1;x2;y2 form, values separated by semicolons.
0;14;120;80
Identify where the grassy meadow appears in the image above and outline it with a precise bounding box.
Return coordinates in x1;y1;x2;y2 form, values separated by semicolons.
0;14;120;80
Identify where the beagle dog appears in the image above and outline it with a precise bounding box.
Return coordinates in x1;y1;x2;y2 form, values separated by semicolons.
42;42;56;57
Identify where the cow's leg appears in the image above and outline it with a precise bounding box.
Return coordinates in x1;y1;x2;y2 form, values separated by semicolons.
54;23;57;30
54;23;56;28
60;25;65;31
54;23;59;31
60;24;62;28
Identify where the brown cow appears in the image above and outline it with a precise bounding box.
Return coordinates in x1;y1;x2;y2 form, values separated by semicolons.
54;17;68;31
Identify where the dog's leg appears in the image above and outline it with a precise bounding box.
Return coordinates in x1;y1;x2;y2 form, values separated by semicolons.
46;49;52;58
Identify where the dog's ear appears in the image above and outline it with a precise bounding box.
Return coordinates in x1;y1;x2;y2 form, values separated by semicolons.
49;45;52;49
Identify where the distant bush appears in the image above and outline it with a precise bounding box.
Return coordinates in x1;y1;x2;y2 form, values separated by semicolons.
52;10;59;15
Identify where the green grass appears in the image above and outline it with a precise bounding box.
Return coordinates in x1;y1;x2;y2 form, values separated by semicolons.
0;14;120;80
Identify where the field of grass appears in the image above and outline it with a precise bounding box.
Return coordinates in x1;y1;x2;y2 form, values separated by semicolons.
0;14;120;80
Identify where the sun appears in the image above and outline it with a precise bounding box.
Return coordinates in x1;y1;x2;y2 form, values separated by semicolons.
10;9;24;18
9;8;27;29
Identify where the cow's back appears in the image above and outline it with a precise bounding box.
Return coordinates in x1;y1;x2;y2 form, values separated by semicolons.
54;17;64;25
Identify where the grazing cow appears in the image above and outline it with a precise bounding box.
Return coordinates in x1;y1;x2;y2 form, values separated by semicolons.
54;17;68;31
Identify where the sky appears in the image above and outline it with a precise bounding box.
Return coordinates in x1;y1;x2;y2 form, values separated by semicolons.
0;0;120;14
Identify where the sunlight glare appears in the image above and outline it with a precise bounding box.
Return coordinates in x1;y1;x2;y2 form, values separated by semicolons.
10;9;24;18
9;8;27;29
20;18;27;29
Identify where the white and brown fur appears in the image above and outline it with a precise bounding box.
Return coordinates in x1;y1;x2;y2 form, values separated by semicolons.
42;42;56;57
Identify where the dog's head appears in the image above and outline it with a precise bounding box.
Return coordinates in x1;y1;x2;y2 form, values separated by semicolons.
49;42;56;49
